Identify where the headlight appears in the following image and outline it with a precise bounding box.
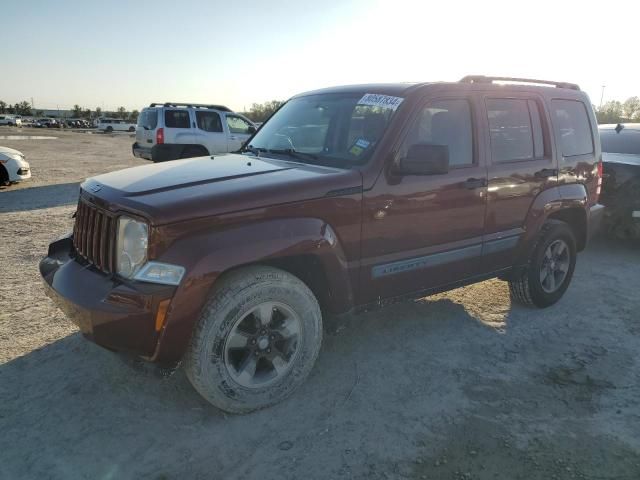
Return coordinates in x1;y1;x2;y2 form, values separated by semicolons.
116;216;148;278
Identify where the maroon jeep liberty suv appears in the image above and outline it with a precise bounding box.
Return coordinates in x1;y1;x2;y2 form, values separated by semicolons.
41;76;604;413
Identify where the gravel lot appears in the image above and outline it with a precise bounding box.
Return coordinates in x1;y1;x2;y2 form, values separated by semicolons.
1;125;639;480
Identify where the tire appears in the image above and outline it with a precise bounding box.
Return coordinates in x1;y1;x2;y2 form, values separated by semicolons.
128;126;135;132
184;266;323;413
509;220;577;308
0;165;9;186
106;126;113;133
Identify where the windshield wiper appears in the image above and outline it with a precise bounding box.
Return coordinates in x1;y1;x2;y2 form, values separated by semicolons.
266;148;319;162
242;144;266;156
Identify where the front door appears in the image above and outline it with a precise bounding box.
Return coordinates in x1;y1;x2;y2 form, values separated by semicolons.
359;96;488;304
225;114;254;151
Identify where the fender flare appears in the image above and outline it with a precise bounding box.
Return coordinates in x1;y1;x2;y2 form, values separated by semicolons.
515;184;588;265
151;217;354;363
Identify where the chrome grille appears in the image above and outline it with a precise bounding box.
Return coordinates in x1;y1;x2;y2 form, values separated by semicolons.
72;199;116;273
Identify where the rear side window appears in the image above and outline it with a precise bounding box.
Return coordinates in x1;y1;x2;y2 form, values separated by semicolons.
400;99;474;167
196;111;222;132
164;110;191;129
486;98;546;162
138;109;158;130
551;100;594;157
600;129;640;154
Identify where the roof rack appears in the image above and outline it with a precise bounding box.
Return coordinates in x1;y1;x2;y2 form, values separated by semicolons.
149;102;232;112
459;75;580;91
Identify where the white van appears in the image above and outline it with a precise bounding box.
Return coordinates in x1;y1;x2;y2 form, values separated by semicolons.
97;118;137;133
0;115;22;127
132;103;256;162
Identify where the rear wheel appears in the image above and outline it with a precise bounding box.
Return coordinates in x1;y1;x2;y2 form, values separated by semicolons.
184;266;323;413
105;126;113;133
128;126;135;132
509;220;576;308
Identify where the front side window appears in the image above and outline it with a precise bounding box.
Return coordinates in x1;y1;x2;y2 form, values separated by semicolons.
164;110;190;129
551;100;594;157
400;99;474;167
246;92;399;167
487;98;538;162
196;111;222;132
226;115;253;134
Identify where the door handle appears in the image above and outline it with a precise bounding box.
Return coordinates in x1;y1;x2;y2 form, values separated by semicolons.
535;168;558;178
229;136;237;140
464;177;487;189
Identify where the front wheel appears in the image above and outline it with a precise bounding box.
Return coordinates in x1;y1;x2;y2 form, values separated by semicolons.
509;220;577;308
184;266;323;413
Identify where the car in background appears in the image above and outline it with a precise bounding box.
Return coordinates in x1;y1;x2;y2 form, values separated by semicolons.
97;118;137;133
34;118;61;128
132;103;256;162
599;123;640;239
0;146;31;186
0;115;22;127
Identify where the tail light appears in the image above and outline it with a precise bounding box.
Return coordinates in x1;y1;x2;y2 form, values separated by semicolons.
156;127;164;145
596;160;603;199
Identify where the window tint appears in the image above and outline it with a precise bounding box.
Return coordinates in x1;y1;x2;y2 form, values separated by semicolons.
138;109;158;130
164;110;190;129
196;111;222;132
226;115;253;134
486;98;536;162
600;129;640;154
401;99;474;167
551;100;593;157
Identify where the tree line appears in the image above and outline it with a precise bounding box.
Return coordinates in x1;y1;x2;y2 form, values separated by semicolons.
0;100;139;122
4;96;636;125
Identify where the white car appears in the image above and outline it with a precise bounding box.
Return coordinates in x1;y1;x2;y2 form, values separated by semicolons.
97;118;137;133
0;146;31;185
0;115;22;127
132;103;256;162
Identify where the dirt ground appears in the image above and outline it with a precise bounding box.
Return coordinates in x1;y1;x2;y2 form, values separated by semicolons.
1;125;639;480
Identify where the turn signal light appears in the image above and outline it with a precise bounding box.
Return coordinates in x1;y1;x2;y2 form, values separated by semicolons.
156;127;164;145
155;299;170;332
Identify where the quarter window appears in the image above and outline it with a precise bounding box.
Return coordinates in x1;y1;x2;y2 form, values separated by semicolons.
226;115;253;134
401;99;474;167
164;110;191;129
551;100;594;157
486;98;546;162
196;111;223;132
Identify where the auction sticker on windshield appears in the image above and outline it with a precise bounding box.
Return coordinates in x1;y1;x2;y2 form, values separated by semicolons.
357;93;404;111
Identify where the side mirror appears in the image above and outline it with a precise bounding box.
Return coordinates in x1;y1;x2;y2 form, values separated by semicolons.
398;144;449;175
247;125;257;134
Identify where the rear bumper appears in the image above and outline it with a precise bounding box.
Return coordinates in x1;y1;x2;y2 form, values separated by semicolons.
40;234;178;364
132;143;184;162
588;203;605;240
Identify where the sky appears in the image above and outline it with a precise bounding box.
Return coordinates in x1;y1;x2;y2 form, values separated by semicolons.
1;0;639;113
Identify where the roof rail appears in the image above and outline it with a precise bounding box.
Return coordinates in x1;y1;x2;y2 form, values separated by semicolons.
149;102;232;111
459;75;580;91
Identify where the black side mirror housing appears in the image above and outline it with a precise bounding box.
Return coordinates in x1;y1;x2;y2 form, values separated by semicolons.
398;144;449;175
247;125;257;134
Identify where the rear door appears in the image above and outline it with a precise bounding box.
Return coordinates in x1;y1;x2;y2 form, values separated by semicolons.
136;108;158;147
224;114;254;151
193;110;227;153
481;94;557;270
163;109;194;145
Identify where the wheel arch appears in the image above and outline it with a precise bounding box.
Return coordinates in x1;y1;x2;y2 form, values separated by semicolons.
150;217;354;364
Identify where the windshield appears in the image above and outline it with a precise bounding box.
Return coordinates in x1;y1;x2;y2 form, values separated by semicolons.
245;92;402;166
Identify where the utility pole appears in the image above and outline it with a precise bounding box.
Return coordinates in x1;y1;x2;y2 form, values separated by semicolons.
600;85;606;108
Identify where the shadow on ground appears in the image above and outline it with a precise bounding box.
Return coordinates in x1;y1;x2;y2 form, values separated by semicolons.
0;182;80;212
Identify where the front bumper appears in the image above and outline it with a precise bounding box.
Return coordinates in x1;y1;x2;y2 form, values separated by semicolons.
40;235;177;361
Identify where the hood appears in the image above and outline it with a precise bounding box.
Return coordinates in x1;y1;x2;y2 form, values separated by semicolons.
0;146;24;157
83;153;362;225
602;152;640;166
